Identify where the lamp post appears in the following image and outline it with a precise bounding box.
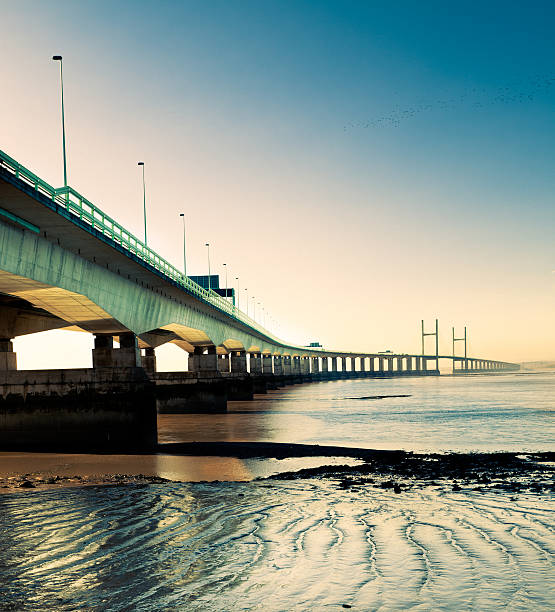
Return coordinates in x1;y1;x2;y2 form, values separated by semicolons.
235;276;239;308
205;243;211;291
179;213;187;277
245;288;248;316
138;162;147;244
252;296;256;320
52;55;67;188
223;263;228;299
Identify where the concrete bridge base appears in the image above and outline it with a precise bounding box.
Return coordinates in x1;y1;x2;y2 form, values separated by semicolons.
0;367;157;451
154;372;228;413
224;374;254;401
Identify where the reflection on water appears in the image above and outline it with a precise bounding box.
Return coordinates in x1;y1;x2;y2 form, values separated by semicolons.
159;372;555;452
1;482;554;611
0;452;362;485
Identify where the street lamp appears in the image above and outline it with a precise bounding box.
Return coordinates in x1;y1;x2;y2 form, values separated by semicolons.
52;55;67;187
137;162;147;244
235;276;239;308
245;288;248;315
223;263;228;299
179;213;187;277
205;243;211;291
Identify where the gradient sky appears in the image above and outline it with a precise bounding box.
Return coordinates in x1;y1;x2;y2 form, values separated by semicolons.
1;0;554;368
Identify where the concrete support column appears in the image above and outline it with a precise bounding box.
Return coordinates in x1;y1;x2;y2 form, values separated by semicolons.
312;356;320;373
396;357;403;372
283;356;292;375
341;357;348;372
321;357;329;373
369;357;375;373
189;346;218;372
301;357;310;374
262;353;273;374
414;356;421;371
231;351;247;373
273;355;283;375
292;356;301;375
360;357;366;372
388;357;394;373
141;347;157;375
350;357;357;372
0;339;17;371
331;357;338;372
378;357;384;372
406;356;412;372
249;353;262;374
218;354;230;373
93;332;141;368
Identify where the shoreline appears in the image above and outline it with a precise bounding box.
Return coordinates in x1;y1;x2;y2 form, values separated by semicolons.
1;442;553;494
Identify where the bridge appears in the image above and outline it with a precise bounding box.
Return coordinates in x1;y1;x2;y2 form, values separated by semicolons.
0;149;519;450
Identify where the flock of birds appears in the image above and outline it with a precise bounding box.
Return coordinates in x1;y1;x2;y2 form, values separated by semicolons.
343;74;555;131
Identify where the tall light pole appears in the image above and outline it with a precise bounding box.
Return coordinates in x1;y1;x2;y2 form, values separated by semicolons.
235;276;239;308
252;296;256;320
138;162;147;244
223;263;228;298
245;288;248;315
179;213;187;277
52;55;67;187
205;243;211;291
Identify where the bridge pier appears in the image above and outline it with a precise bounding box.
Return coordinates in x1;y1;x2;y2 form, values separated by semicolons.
321;356;329;379
141;347;157;375
311;356;320;380
360;357;366;376
341;357;348;378
249;352;267;393
156;346;227;413
0;339;17;371
92;332;141;368
274;355;283;376
217;354;230;373
387;357;394;376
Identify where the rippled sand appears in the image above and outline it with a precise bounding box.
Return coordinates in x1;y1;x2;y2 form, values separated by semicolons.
1;481;553;611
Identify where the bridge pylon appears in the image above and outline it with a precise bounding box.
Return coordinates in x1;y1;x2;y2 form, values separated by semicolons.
421;319;439;373
452;326;467;373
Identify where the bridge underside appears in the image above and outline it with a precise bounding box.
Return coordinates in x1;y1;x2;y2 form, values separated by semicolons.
0;219;279;355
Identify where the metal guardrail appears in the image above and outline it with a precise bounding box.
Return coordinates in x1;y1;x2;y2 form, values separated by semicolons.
0;148;284;345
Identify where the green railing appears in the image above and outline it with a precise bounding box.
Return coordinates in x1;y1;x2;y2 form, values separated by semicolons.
0;148;283;345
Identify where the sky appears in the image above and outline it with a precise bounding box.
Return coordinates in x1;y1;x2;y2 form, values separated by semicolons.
1;0;554;368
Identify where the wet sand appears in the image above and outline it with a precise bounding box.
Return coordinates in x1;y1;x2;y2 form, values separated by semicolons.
1;441;553;496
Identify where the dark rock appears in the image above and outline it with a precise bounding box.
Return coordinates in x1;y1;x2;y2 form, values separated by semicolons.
453;483;461;491
19;480;35;489
393;484;402;494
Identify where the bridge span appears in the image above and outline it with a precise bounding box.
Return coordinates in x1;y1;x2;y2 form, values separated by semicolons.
0;150;519;450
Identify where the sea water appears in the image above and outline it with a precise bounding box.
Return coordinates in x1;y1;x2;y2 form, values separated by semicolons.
1;372;554;611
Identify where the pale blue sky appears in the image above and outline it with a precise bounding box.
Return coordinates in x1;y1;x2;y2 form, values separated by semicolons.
1;0;554;364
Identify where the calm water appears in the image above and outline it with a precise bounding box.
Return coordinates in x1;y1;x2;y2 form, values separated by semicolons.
1;372;554;611
161;371;555;453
